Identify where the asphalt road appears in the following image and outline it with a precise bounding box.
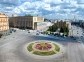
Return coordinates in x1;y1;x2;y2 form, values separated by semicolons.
0;30;84;62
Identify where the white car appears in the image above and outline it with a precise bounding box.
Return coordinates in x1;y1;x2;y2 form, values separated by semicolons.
78;40;82;43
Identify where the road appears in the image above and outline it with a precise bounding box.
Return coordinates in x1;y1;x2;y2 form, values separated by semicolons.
0;30;84;62
71;25;84;43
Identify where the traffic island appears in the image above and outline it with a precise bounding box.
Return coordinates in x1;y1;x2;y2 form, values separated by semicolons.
26;40;65;59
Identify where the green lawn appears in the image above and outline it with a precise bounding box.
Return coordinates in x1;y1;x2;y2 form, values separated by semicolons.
27;43;34;52
33;51;56;56
53;43;60;52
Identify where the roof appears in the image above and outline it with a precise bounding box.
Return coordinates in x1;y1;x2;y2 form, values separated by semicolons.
0;13;8;17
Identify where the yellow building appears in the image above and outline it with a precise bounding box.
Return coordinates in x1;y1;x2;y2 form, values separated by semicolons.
0;13;9;35
9;16;44;29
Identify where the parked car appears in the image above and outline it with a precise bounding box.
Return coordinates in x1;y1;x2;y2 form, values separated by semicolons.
78;40;82;43
28;31;30;33
36;33;39;35
81;36;83;37
70;36;76;40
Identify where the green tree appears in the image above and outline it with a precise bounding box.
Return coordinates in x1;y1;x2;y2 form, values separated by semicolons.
60;27;64;33
47;23;58;32
64;27;69;35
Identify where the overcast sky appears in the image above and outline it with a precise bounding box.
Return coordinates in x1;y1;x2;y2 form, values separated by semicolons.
0;0;84;19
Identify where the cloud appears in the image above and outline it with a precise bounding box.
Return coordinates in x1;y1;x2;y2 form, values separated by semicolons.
77;0;84;4
0;0;84;19
42;0;62;4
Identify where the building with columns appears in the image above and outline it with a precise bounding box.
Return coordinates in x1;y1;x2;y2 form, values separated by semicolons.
9;16;44;30
0;13;9;35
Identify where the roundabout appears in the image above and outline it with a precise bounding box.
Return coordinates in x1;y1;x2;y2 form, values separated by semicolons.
25;40;65;59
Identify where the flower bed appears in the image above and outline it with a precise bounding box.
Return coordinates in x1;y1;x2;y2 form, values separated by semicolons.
27;41;62;56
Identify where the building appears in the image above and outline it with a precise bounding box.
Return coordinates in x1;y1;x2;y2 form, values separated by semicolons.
9;16;44;30
55;20;72;36
37;22;53;31
56;20;71;29
0;13;9;35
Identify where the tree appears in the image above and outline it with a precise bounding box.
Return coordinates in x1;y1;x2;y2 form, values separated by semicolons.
64;27;69;35
60;27;64;33
47;23;58;32
47;23;69;36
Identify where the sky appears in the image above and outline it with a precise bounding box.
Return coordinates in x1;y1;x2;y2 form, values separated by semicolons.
0;0;84;19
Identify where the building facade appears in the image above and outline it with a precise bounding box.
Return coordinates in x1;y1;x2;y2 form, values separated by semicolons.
9;16;44;30
55;20;72;36
37;22;53;31
56;20;71;29
0;13;9;35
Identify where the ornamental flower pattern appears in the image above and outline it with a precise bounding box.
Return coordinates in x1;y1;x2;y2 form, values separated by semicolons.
35;42;52;51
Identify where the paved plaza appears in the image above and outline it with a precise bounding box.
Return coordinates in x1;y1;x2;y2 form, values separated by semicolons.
0;30;84;62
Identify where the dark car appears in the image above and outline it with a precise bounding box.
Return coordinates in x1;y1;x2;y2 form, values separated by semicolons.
28;31;30;33
36;33;39;35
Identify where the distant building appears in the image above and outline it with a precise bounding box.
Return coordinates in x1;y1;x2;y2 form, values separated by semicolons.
0;13;9;35
37;22;53;31
55;20;72;36
56;20;71;29
9;16;44;30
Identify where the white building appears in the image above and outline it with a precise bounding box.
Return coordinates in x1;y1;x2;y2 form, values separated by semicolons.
37;22;53;31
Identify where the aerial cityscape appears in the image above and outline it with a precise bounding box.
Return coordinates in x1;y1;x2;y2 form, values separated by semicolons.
0;0;84;62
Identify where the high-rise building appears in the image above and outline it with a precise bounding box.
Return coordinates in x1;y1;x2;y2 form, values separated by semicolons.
0;13;9;35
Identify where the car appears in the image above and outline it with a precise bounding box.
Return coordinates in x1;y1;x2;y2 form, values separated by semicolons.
81;36;83;37
13;30;16;32
78;41;82;43
36;33;39;35
70;36;76;40
28;31;30;33
70;36;74;38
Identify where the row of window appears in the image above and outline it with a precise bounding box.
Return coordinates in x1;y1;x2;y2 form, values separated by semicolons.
14;21;32;27
0;23;8;26
0;19;8;22
0;26;9;31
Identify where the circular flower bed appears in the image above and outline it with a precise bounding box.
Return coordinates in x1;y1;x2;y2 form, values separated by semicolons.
27;41;63;56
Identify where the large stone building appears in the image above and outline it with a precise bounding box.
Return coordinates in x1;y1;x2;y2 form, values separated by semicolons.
0;13;9;35
9;16;44;29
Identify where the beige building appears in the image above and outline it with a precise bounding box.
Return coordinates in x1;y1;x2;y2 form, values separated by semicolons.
0;13;9;35
56;20;71;29
55;20;72;36
9;16;44;29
